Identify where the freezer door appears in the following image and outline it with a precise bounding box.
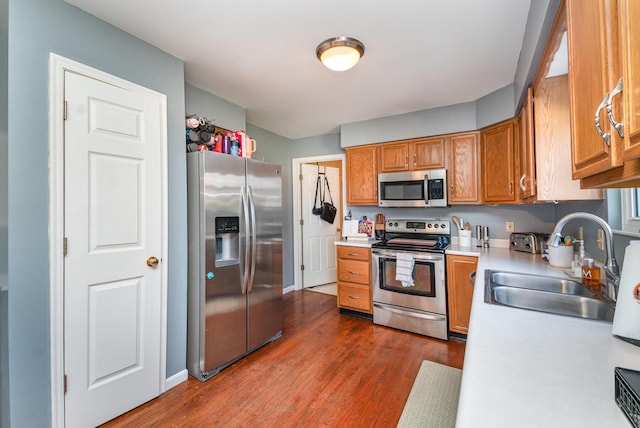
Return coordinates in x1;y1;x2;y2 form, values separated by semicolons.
201;152;248;374
246;159;283;351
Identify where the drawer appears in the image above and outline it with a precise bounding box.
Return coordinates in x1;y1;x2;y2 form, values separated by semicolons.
338;259;370;284
338;282;372;312
337;246;370;261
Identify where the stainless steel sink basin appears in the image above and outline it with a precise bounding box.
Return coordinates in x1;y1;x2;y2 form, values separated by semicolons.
484;270;615;322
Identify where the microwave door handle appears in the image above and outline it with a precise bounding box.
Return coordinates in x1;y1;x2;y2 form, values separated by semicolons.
423;174;429;204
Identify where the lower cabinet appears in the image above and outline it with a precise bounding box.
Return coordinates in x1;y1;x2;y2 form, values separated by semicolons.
336;245;372;314
446;254;478;335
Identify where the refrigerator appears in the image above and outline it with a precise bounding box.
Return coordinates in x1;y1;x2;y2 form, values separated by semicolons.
186;151;283;381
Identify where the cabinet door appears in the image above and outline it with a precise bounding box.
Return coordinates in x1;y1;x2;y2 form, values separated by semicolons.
482;120;516;203
448;133;480;204
567;0;623;178
379;143;410;172
412;137;445;169
619;0;640;161
518;87;536;200
346;146;378;205
446;255;477;335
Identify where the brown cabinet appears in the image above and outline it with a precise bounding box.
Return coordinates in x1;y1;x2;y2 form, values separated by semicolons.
563;0;640;188
481;119;517;203
379;137;446;173
619;0;640;161
518;87;536;200
523;4;602;201
346;145;378;205
336;245;372;313
446;254;477;335
447;132;481;204
566;0;623;179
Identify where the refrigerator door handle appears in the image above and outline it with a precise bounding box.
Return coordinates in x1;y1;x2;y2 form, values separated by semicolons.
247;186;257;292
241;185;251;295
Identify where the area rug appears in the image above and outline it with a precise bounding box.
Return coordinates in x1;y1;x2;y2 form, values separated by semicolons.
397;360;462;428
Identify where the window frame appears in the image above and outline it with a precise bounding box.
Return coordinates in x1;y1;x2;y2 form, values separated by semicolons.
620;188;640;235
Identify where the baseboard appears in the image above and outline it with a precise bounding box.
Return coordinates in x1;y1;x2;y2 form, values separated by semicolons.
165;369;188;391
283;284;296;294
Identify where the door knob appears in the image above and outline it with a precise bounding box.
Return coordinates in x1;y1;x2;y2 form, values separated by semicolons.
336;227;342;232
146;256;159;267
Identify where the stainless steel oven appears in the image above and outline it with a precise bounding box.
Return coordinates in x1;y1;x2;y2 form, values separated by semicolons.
371;219;450;340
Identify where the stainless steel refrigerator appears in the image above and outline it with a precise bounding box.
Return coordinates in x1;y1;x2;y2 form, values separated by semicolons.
186;151;283;381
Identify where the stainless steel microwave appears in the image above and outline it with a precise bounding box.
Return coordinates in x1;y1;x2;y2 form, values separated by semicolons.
378;169;447;207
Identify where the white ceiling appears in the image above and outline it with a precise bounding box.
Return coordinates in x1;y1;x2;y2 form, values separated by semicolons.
64;0;532;139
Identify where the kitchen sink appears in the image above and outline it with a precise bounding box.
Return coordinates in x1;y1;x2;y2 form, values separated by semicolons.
484;270;615;322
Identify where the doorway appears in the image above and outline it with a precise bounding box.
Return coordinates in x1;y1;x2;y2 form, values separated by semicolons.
48;54;168;427
292;155;346;291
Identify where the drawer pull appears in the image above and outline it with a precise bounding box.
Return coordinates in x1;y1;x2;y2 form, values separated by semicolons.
347;271;360;275
606;77;624;138
347;252;359;256
594;93;611;147
348;295;360;300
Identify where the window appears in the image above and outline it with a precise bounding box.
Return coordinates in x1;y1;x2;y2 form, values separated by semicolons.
621;188;640;234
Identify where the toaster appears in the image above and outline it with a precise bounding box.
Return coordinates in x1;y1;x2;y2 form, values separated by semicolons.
509;232;549;254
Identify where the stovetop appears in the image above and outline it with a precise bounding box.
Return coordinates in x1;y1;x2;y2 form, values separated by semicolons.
372;218;451;252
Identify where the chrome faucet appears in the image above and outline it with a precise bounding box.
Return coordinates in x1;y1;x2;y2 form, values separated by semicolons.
546;212;620;301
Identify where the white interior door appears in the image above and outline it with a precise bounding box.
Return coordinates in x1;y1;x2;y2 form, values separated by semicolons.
301;164;340;287
63;71;164;427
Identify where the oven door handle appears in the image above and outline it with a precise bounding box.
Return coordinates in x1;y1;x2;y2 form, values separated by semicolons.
374;303;446;321
372;249;444;261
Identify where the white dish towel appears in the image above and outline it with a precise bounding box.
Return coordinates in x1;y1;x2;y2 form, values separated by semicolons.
395;252;415;287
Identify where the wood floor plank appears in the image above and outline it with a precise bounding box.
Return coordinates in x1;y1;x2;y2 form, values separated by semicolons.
101;290;465;427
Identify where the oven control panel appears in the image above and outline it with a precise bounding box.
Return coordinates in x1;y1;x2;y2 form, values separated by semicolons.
386;219;451;235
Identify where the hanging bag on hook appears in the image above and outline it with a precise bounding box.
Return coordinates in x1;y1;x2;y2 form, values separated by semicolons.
320;175;337;224
312;173;323;215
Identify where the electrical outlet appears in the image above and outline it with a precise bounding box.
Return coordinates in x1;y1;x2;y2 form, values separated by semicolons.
597;229;605;251
506;221;515;233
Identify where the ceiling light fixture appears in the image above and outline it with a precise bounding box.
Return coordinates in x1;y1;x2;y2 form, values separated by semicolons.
316;36;365;72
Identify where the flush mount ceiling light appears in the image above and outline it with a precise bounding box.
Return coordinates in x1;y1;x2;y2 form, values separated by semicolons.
316;36;365;72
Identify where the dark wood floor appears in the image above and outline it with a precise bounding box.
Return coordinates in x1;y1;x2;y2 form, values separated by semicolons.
102;290;466;427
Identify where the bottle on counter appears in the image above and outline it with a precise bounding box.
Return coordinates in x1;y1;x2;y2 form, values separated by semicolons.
581;258;601;290
572;240;585;277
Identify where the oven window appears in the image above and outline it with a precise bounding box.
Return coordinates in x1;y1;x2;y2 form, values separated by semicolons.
379;257;436;297
380;181;424;201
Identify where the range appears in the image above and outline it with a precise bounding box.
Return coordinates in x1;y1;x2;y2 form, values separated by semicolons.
371;218;450;340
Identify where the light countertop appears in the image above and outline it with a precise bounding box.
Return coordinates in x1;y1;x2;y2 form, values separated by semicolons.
335;239;379;248
456;248;640;427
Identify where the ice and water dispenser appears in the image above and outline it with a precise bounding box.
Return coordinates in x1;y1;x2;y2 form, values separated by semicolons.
215;216;240;266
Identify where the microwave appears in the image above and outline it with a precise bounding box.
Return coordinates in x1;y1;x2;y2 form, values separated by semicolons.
378;169;447;208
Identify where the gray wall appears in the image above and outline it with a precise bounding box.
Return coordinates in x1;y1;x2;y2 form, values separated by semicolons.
0;0;9;425
185;83;246;131
291;133;343;158
476;84;515;129
7;0;187;426
514;0;562;110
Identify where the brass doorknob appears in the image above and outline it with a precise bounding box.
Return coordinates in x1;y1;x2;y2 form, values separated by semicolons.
146;256;159;267
336;228;341;232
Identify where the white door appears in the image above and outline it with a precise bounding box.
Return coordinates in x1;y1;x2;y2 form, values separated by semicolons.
301;163;341;287
63;71;164;427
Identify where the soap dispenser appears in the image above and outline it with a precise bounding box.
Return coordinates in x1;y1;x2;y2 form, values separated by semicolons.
612;240;640;347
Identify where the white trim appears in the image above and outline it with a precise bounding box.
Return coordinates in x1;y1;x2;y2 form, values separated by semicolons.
283;284;296;294
48;53;169;426
165;369;188;391
620;188;640;234
291;154;346;291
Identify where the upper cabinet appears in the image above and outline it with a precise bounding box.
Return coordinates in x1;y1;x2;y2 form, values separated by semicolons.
566;0;623;178
566;0;640;187
447;133;481;204
346;145;379;205
618;0;640;161
379;136;445;173
518;87;536;200
525;3;602;201
481;119;517;203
